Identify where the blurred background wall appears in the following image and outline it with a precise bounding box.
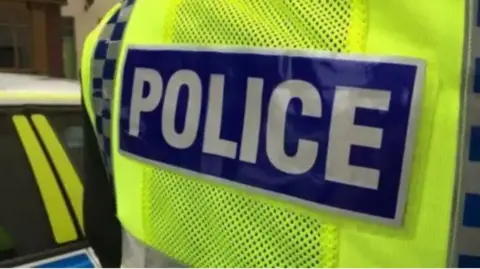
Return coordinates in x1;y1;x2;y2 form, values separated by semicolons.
61;0;117;77
0;0;117;79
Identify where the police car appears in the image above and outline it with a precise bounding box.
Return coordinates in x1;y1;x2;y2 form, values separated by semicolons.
0;73;99;268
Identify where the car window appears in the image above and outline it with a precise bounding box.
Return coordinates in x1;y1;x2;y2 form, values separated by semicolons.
45;111;84;182
0;106;85;266
0;112;59;262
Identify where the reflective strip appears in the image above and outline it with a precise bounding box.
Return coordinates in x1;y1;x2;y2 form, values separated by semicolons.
92;59;105;78
122;229;187;268
93;97;106;116
451;0;480;266
102;118;111;138
31;114;85;234
90;0;136;177
12;115;77;243
102;80;114;100
107;41;121;60
118;4;133;21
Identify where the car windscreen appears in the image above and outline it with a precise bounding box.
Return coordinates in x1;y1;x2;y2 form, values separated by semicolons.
0;105;85;266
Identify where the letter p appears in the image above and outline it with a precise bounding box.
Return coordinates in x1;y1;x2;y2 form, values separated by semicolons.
128;68;163;137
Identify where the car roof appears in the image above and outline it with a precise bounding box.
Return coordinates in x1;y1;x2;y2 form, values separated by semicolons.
0;73;81;106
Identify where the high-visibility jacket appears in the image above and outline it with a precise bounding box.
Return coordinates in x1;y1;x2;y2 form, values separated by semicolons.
80;0;477;267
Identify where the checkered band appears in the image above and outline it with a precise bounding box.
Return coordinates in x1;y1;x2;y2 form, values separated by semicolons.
91;0;136;176
451;0;480;267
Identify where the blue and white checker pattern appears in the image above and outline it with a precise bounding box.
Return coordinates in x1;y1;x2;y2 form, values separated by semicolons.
453;0;480;266
91;0;136;176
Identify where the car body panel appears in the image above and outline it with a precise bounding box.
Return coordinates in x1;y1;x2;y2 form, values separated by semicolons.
0;73;80;106
0;73;98;268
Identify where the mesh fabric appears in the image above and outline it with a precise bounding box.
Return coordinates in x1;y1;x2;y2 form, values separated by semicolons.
142;1;367;267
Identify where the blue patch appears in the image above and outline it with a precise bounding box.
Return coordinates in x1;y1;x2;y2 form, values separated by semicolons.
93;41;108;59
111;22;127;41
459;255;480;268
477;2;480;27
102;59;117;80
33;252;95;268
469;126;480;161
474;59;480;93
463;193;480;227
119;47;423;223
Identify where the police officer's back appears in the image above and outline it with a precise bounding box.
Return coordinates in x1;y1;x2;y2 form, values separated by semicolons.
81;0;467;267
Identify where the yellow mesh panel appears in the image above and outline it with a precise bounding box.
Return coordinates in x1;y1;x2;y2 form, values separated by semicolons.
143;0;367;267
169;0;366;52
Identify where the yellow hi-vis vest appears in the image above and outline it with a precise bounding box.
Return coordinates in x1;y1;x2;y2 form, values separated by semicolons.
80;0;475;267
